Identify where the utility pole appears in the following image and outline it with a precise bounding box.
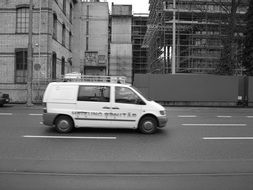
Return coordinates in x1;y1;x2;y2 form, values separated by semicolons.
172;0;176;74
27;0;33;106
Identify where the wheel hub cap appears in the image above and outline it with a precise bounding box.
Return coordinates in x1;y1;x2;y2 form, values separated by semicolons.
58;120;69;130
143;121;154;131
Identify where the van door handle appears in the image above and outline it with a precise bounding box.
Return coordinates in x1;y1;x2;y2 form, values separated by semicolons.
112;107;119;110
103;106;110;109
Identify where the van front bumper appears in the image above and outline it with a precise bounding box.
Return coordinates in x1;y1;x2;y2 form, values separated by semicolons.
158;116;168;128
43;113;58;126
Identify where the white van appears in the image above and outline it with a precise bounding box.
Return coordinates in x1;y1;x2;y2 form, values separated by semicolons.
42;76;168;134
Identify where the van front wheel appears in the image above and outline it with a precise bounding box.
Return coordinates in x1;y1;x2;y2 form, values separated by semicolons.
55;115;74;133
138;116;157;134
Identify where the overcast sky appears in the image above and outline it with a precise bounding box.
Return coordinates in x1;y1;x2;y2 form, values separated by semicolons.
106;0;149;14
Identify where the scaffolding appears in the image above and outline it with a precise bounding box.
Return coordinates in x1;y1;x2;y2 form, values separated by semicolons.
143;0;248;74
132;14;149;74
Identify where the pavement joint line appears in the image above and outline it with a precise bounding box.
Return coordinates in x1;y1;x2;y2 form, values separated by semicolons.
182;124;247;126
23;135;117;140
203;137;253;140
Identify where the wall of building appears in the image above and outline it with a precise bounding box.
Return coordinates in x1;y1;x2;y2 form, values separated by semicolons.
72;1;109;75
111;17;132;43
110;4;132;83
51;0;75;78
110;44;132;81
0;0;77;103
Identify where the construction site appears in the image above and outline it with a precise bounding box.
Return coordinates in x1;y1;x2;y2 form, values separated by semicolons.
143;0;249;74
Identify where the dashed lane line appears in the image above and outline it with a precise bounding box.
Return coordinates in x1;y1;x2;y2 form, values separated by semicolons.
217;116;232;118
178;115;197;118
182;124;247;127
203;137;253;140
0;113;12;116
28;114;43;116
23;135;117;140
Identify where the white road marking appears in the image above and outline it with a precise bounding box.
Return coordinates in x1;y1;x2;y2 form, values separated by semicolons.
178;115;197;118
40;122;43;124
246;116;253;118
182;124;247;127
29;114;43;116
217;116;232;118
203;137;253;140
23;135;117;140
0;113;12;115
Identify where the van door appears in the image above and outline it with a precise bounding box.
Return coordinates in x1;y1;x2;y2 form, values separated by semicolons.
109;86;144;128
75;85;112;128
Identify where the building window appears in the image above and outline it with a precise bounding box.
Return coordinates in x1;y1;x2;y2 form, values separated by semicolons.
61;57;65;75
16;6;29;33
62;24;66;46
52;52;57;79
15;49;27;83
86;37;89;50
70;4;73;23
69;32;72;51
63;0;66;14
86;21;89;35
53;14;57;40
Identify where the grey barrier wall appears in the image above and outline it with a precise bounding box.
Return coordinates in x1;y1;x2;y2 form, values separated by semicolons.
249;77;253;106
133;74;241;106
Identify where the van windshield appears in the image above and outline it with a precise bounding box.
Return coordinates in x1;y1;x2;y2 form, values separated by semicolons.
131;86;151;101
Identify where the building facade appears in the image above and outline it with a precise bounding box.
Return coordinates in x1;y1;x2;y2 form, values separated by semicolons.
0;1;148;103
73;0;109;75
132;14;148;74
109;4;133;83
0;0;78;102
143;0;248;74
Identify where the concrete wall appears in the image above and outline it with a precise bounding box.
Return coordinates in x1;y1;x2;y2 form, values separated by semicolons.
110;44;132;83
73;2;109;74
112;4;132;16
110;4;132;83
111;17;132;43
134;74;242;106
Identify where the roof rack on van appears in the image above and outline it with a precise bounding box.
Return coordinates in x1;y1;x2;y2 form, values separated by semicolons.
63;73;126;84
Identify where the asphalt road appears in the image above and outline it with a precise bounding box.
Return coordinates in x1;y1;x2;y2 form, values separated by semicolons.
0;105;253;189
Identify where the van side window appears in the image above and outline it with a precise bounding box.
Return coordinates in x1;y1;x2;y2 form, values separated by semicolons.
78;86;110;102
115;87;141;104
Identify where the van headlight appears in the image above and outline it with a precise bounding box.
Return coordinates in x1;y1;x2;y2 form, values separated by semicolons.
159;110;166;115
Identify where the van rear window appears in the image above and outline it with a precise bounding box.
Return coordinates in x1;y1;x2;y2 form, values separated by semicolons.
77;86;110;102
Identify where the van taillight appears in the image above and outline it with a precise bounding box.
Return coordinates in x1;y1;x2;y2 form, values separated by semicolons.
43;103;47;113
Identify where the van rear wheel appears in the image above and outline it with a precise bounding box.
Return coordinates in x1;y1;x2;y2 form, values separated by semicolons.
55;116;74;133
138;116;157;134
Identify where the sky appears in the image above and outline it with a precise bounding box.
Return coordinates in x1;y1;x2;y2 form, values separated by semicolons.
106;0;149;14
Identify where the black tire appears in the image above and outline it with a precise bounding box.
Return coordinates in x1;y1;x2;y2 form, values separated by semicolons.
55;115;74;133
138;116;158;134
